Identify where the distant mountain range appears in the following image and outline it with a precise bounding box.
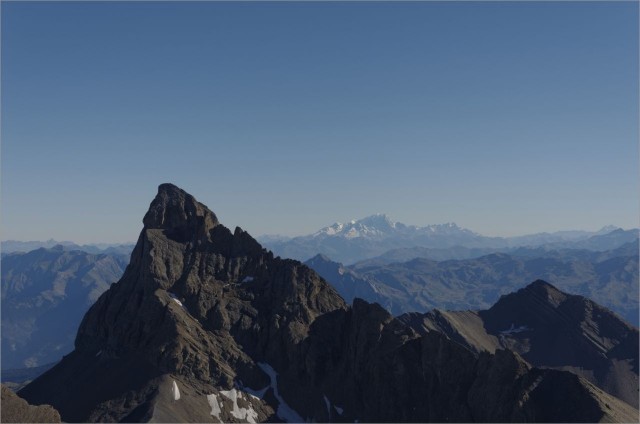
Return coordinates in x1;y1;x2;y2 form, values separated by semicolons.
1;363;57;392
260;214;637;264
354;231;640;266
9;238;634;386
306;240;639;325
18;184;639;422
1;246;128;369
1;239;135;255
2;225;637;375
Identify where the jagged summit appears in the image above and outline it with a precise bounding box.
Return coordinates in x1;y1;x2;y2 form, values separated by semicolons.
142;183;219;242
307;253;336;264
141;184;263;256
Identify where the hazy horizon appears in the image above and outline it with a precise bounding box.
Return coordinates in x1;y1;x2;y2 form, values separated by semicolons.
0;204;634;246
2;2;638;244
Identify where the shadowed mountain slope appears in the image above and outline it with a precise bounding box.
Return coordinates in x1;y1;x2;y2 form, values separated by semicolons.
399;280;639;408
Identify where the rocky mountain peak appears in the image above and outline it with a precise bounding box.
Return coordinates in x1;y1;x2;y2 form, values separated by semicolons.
598;225;621;233
523;279;567;305
490;280;567;314
472;280;639;407
356;213;396;228
306;253;339;267
142;183;219;243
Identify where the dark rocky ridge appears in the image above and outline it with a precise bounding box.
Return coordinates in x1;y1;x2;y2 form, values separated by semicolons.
19;184;639;422
400;280;639;408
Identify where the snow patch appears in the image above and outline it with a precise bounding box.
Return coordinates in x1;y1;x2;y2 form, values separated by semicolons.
312;215;405;239
323;395;331;414
313;222;344;237
500;324;531;335
168;292;183;307
220;389;259;423
168;292;195;316
171;380;180;401
257;362;304;423
242;276;254;283
323;394;344;416
526;375;544;394
207;394;222;420
345;228;360;239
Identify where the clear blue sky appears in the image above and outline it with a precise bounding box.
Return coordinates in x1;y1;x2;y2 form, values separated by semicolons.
2;1;638;243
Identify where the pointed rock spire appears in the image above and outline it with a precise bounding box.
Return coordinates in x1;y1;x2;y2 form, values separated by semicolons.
142;183;219;243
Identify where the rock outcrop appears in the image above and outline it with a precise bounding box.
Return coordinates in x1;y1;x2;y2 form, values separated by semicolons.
1;384;60;423
18;184;640;422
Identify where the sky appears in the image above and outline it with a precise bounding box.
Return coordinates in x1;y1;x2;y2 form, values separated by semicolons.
1;1;638;243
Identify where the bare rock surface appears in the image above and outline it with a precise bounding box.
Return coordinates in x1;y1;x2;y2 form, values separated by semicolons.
1;384;60;423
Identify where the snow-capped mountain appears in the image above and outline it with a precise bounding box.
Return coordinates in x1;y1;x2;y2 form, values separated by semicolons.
261;215;491;264
260;214;636;265
312;214;397;239
311;214;476;240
